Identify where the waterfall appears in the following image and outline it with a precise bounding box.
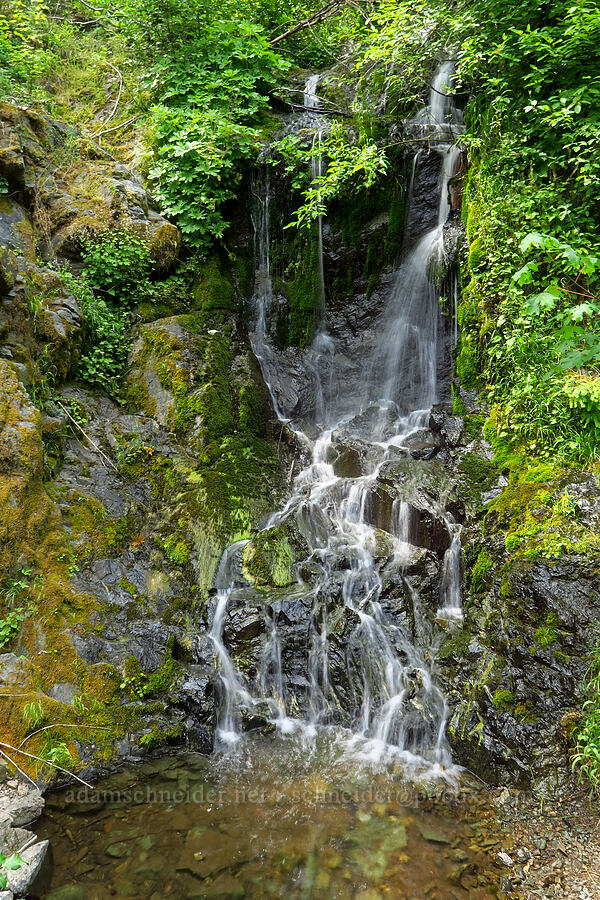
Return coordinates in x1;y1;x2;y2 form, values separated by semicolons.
208;64;464;777
304;73;321;110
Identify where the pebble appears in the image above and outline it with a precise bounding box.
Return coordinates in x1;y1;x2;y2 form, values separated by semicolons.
492;781;600;900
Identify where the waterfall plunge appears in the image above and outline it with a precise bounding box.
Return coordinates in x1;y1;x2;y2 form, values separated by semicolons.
209;64;464;778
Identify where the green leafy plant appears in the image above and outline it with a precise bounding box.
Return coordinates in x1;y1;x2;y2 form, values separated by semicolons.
0;608;26;649
451;0;600;461
0;851;26;891
80;229;152;305
0;567;41;649
146;18;288;248
22;700;44;731
0;0;50;99
60;266;131;398
515;233;600;371
273;122;389;230
572;643;600;793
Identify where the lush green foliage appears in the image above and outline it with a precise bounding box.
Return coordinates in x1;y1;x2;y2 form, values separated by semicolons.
573;644;600;792
81;229;151;303
453;0;600;460
0;0;49;98
64;230;152;397
274;122;389;228
144;18;287;247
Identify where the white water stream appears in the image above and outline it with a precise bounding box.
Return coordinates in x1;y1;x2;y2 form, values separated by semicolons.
210;67;464;778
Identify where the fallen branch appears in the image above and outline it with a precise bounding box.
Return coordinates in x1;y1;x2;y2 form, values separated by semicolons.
90;114;140;140
90;61;123;138
0;693;45;698
0;741;94;788
0;747;39;790
18;723;110;750
56;401;119;473
269;92;350;117
270;0;346;45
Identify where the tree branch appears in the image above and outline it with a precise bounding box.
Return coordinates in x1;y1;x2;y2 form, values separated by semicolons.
91;61;123;139
270;0;346;45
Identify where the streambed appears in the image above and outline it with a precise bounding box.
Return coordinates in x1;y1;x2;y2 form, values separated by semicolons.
37;734;510;899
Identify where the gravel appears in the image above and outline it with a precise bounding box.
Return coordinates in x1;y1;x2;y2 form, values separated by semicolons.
491;780;600;899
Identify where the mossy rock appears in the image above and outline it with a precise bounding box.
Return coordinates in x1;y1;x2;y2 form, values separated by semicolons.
470;548;494;594
148;222;181;272
242;526;294;588
493;688;514;712
193;256;235;311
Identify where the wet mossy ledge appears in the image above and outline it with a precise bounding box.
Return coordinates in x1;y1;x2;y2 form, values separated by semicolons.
440;385;600;791
0;98;293;780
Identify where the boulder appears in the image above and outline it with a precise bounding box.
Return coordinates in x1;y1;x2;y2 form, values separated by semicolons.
2;788;45;827
5;839;51;898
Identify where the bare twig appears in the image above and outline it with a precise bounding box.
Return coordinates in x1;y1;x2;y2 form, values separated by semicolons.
90;61;123;138
90;114;140;139
0;742;94;788
270;93;350;117
17;834;39;854
270;0;346;45
0;693;44;698
0;747;39;790
18;723;110;750
56;401;119;473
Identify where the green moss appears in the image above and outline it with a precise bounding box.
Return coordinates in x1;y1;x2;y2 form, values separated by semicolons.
493;689;514;712
458;452;496;492
242;526;294;588
534;612;558;648
285;224;324;346
455;333;482;391
128;323;235;446
467;235;485;271
192;332;235;444
464;201;481;243
237;380;262;436
514;700;539;723
384;189;405;258
454;293;486;390
163;533;192;565
464;413;485;439
140;723;184;750
192;256;235;311
486;460;600;559
437;625;472;660
64;493;137;559
470;548;494;594
364;231;384;281
157;432;284;597
121;642;177;700
118;577;140;598
452;388;468;417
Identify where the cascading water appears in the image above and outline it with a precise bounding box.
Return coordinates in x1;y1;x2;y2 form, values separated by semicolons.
210;64;464;777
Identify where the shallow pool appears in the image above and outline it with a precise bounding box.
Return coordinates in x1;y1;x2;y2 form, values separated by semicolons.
37;734;510;899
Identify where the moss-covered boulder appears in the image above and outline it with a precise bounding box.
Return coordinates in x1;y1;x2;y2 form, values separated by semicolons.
0;102;181;270
243;526;294;588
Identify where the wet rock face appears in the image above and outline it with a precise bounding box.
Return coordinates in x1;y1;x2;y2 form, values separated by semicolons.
0;101;299;770
213;395;600;792
442;552;600;791
431;399;600;792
